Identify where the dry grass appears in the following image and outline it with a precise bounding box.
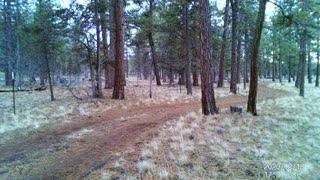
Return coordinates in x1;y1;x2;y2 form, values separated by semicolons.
89;81;320;179
6;78;318;179
0;77;239;137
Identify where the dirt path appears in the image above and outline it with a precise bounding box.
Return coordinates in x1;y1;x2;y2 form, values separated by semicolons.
0;83;288;179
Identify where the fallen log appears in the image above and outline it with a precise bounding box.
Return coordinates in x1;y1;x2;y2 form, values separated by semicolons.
68;87;83;100
34;86;47;91
0;87;47;92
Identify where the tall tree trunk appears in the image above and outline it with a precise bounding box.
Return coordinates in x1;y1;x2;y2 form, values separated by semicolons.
16;39;22;86
148;0;161;86
87;45;96;97
105;65;113;88
230;0;239;94
243;55;246;89
278;40;282;83
4;0;13;86
243;35;247;89
299;31;307;97
193;50;199;86
126;43;129;78
112;0;125;99
40;62;46;87
237;34;241;84
178;69;185;85
316;32;319;87
247;0;267;116
288;56;292;83
307;43;312;84
295;56;301;88
217;0;229;88
162;69;167;82
45;52;54;101
259;53;263;79
169;69;174;84
143;52;149;79
14;0;21;86
193;66;199;86
244;31;249;83
94;0;103;98
105;0;116;89
199;0;219;115
137;62;142;80
184;2;192;95
272;46;276;82
100;0;109;89
299;0;308;97
148;34;161;85
295;44;301;89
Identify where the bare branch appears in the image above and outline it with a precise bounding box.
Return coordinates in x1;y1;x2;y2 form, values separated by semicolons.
267;0;287;18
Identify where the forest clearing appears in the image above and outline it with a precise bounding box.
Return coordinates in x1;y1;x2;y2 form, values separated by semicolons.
0;78;319;179
1;0;320;179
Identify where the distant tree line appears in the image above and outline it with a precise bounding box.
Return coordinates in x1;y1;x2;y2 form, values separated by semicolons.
0;0;319;115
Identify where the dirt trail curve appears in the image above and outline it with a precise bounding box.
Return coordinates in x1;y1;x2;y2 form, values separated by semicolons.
0;83;288;179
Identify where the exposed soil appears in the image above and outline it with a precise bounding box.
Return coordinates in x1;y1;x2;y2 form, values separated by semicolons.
0;83;289;179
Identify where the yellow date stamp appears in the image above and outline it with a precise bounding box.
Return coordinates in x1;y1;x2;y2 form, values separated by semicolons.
264;163;304;178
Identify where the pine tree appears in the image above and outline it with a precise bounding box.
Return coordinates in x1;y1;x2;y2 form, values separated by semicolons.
230;0;239;94
199;0;218;115
112;0;125;99
247;0;267;115
217;0;229;88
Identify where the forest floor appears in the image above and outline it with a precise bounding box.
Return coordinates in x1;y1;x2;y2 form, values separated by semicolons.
0;78;319;179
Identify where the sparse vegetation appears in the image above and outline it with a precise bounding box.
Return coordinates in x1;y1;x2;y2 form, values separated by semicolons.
0;77;244;136
87;81;320;179
1;79;319;179
1;0;319;178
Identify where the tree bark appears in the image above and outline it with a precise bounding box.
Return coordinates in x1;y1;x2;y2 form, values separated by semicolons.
244;31;249;83
105;0;116;89
299;0;308;96
88;47;96;97
126;43;129;78
316;31;319;87
243;44;247;89
230;0;239;94
272;36;276;82
16;39;22;86
217;0;229;88
178;69;185;85
112;0;125;99
148;0;161;86
295;57;301;88
143;52;149;80
247;0;267;116
237;34;241;84
169;69;174;84
94;0;103;98
40;62;46;87
288;56;292;83
100;0;109;89
307;43;312;84
45;51;54;101
199;0;219;115
278;39;282;83
184;2;192;95
162;69;167;82
4;0;13;86
299;30;307;97
193;66;199;86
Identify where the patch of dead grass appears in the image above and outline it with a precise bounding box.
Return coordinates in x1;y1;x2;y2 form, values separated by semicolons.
89;82;320;179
